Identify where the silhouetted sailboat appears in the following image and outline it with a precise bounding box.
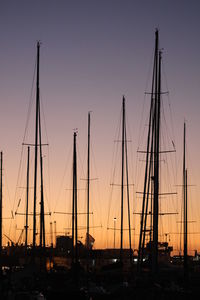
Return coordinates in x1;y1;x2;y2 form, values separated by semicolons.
15;42;50;266
137;30;176;275
107;96;133;269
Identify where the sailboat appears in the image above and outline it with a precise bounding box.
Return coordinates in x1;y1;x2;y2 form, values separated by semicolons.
13;42;50;268
0;42;52;299
106;96;133;270
137;30;176;274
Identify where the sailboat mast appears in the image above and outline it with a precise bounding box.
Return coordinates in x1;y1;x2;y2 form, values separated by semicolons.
183;122;188;276
124;116;132;262
152;30;160;274
33;41;40;248
137;31;160;272
0;152;2;253
120;97;125;261
72;131;78;264
87;112;90;249
183;122;186;258
74;132;78;264
72;133;75;263
25;146;30;248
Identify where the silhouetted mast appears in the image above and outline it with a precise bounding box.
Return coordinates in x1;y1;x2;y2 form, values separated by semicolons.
183;122;188;279
120;97;125;262
125;111;132;263
86;112;90;249
72;131;78;264
137;30;161;274
0;152;2;253
32;41;46;250
152;31;160;274
74;133;78;264
25;146;30;248
33;42;40;248
119;97;132;262
72;134;75;262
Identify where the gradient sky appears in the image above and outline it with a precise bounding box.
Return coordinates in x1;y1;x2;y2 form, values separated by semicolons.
1;0;200;254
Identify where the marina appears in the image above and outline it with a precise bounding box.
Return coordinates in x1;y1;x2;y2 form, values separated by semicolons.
1;1;200;299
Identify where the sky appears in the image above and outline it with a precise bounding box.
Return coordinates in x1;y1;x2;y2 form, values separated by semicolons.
0;0;200;254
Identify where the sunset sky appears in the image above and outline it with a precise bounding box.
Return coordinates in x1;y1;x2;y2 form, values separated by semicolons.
1;0;200;254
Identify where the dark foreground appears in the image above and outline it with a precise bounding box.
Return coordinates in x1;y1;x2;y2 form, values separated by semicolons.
1;262;200;299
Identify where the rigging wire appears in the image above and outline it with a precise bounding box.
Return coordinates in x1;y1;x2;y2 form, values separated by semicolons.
53;144;72;213
40;92;51;218
107;105;122;229
11;56;37;239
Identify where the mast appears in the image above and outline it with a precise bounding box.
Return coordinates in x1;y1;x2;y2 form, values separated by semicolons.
183;122;188;279
118;97;132;262
86;112;91;281
86;112;90;249
32;41;46;250
72;134;75;263
25;146;30;248
152;30;160;274
72;131;78;265
124;108;132;262
120;97;125;262
0;152;2;254
74;132;78;265
137;30;161;274
33;41;40;248
141;141;153;264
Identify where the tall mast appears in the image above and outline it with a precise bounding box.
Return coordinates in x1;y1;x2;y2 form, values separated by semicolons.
0;152;2;253
72;133;75;263
86;112;90;249
25;146;30;248
120;97;125;262
74;132;78;264
33;41;40;248
72;131;78;264
137;31;159;272
137;30;173;275
152;30;160;274
86;112;91;281
183;122;188;279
